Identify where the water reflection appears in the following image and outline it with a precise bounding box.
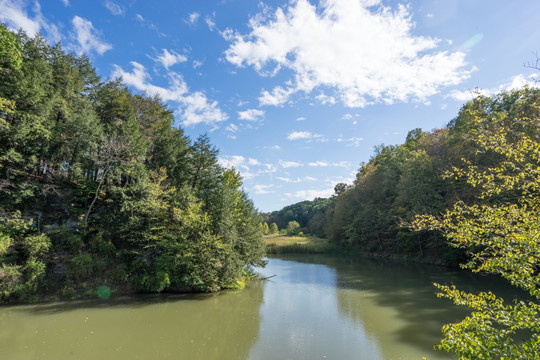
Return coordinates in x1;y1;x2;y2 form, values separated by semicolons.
0;283;263;360
0;255;526;360
254;255;525;360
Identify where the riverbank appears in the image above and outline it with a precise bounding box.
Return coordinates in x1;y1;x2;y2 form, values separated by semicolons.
264;235;342;254
264;234;463;267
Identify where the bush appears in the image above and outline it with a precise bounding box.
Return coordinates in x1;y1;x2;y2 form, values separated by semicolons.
286;221;301;236
67;254;93;281
48;226;83;254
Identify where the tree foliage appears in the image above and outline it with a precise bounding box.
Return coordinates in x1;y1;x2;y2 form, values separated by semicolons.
412;88;540;358
0;27;264;302
285;221;301;236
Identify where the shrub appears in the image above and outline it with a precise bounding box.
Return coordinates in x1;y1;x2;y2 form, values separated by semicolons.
67;254;93;281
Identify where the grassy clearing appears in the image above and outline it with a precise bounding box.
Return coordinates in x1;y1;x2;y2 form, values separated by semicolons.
264;235;340;254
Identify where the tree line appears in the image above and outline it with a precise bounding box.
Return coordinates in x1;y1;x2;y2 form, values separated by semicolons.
263;87;540;266
265;86;540;357
0;25;265;302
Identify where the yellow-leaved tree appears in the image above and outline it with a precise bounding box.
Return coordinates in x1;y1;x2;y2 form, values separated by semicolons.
412;87;540;359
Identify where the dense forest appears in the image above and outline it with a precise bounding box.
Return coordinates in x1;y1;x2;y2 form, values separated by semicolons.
263;86;540;266
0;26;265;303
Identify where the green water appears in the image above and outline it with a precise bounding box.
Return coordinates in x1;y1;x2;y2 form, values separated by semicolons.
0;255;525;360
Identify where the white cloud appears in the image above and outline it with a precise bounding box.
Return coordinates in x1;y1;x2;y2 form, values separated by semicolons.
205;16;216;31
258;86;294;106
341;113;361;124
0;0;41;36
308;161;328;167
112;62;228;126
279;160;303;168
447;73;540;102
61;0;70;6
447;88;483;103
225;0;471;108
286;188;335;201
287;131;323;140
337;136;364;146
186;12;200;25
193;60;204;68
219;155;246;169
333;161;352;168
104;0;124;16
135;13;166;37
219;155;275;180
277;176;317;183
309;160;352;167
226;123;239;133
71;16;112;55
325;176;355;186
181;92;228;127
252;184;275;195
0;0;61;42
296;116;306;121
154;49;188;69
316;92;337;105
238;108;264;121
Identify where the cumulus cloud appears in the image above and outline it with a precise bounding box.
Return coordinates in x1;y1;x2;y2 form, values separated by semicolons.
308;161;328;167
447;73;540;102
219;155;276;180
238;108;264;121
61;0;70;6
186;12;200;25
71;16;112;55
287;131;323;140
154;49;188;69
308;160;352;167
286;188;335;201
104;0;124;16
0;0;40;35
219;155;248;169
112;62;228;126
337;136;364;146
225;0;471;107
277;176;317;183
316;92;337;105
0;0;61;42
252;184;275;194
258;86;294;106
279;160;303;168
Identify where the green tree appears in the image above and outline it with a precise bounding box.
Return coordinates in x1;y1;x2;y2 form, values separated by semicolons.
0;24;21;121
412;88;540;359
261;222;269;235
0;27;266;302
286;221;301;236
0;212;51;301
269;222;279;235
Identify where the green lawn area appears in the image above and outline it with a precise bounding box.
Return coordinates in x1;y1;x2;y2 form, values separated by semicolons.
264;234;339;254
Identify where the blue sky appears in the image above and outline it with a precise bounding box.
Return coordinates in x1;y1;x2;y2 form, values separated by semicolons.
2;0;539;212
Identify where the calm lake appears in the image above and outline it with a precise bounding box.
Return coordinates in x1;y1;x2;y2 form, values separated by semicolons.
0;255;524;360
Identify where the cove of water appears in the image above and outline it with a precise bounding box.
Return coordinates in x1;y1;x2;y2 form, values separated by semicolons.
0;255;524;360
